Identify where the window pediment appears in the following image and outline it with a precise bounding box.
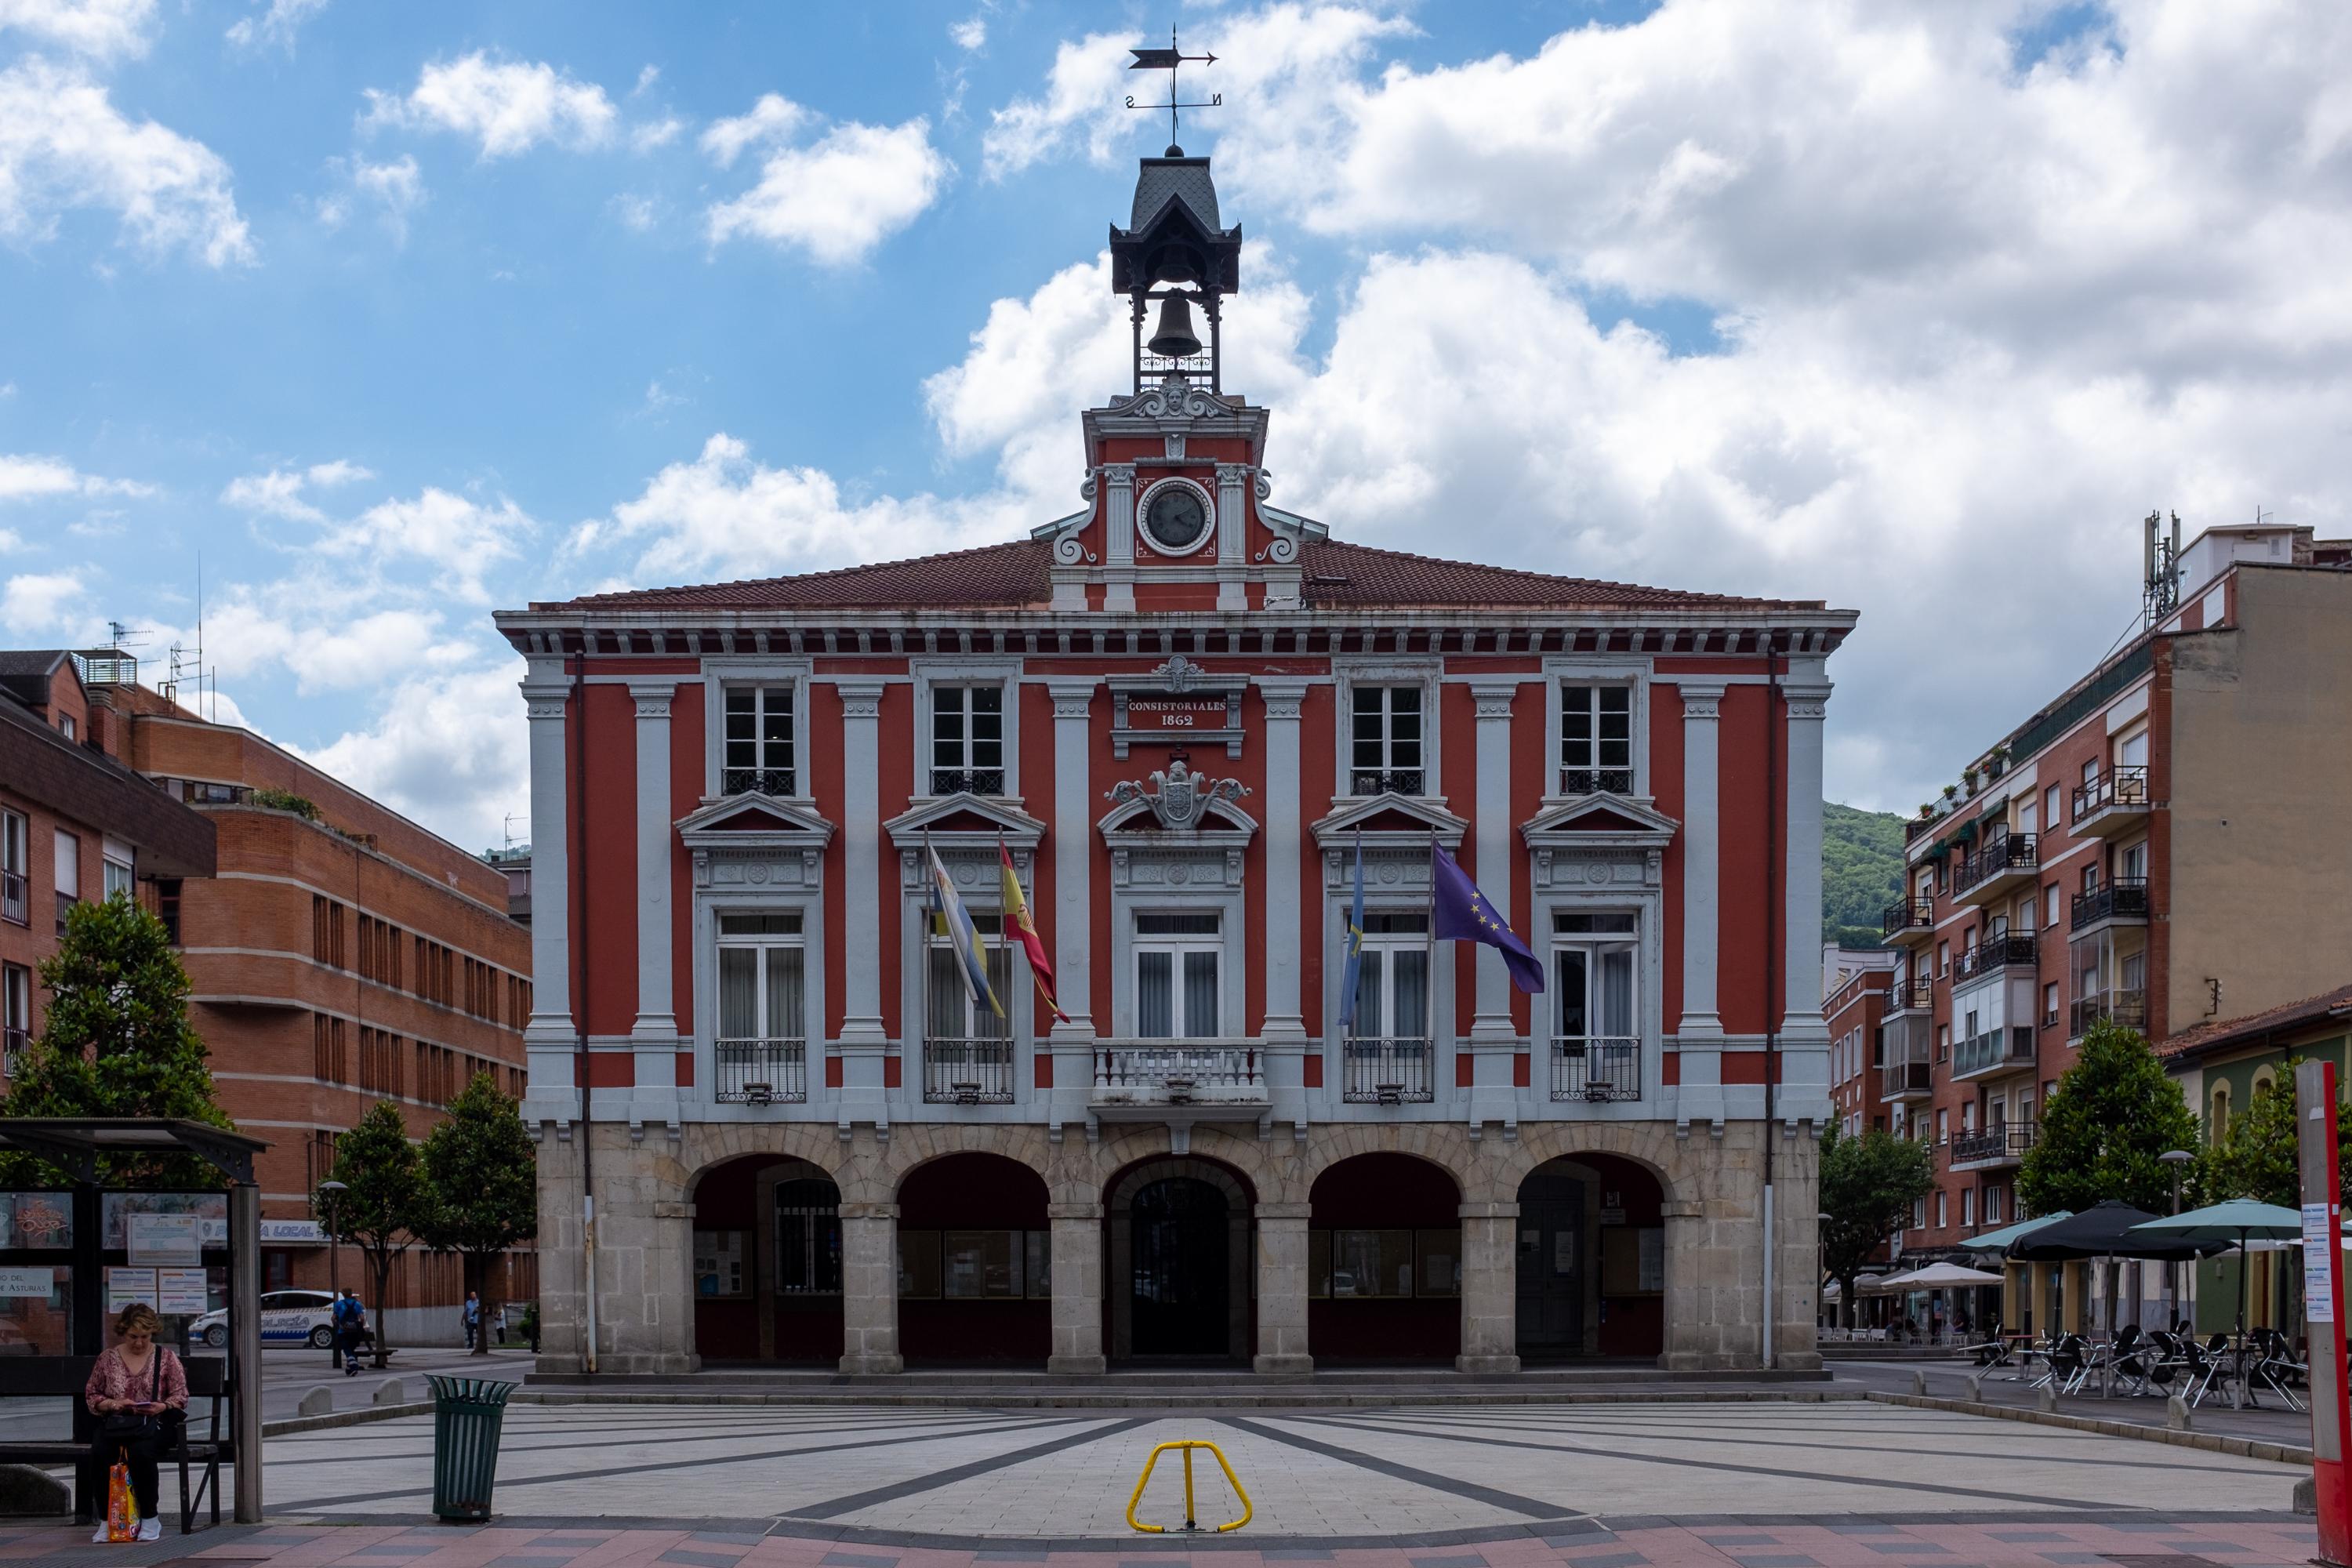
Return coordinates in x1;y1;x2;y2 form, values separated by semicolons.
884;793;1047;851
677;795;835;848
1309;791;1467;851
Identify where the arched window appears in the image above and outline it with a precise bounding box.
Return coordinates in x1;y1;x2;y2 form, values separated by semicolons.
2209;1083;2231;1146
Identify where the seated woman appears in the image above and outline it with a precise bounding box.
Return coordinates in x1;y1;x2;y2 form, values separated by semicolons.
85;1303;190;1541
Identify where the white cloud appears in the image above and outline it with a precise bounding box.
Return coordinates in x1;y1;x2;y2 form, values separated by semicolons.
365;53;618;159
0;526;22;552
225;0;328;53
950;16;986;52
704;114;949;265
698;93;810;168
608;192;656;233
0;0;154;60
629;117;684;152
2;569;86;633
220;458;371;522
0;56;254;266
0;452;152;502
326;488;529;604
317;153;423;241
292;660;530;855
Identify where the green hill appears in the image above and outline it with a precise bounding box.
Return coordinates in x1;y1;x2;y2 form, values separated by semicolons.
1823;800;1906;949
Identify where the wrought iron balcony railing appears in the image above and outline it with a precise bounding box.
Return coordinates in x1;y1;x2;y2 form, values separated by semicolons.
1349;768;1425;797
1888;977;1935;1013
1340;1036;1435;1104
930;768;1007;797
2;1026;24;1079
721;767;798;798
0;869;24;925
713;1038;808;1104
1882;898;1933;941
922;1037;1016;1104
2071;764;2150;825
2070;878;2150;930
1951;1120;2038;1166
1559;767;1634;796
1552;1036;1642;1102
1958;830;2038;893
1956;934;2038;982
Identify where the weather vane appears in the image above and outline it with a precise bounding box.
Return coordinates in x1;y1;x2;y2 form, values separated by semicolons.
1126;26;1220;144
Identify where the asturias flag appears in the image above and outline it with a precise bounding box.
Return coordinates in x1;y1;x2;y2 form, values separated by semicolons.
999;840;1068;1023
1431;841;1546;995
928;840;1002;1020
1336;829;1367;1032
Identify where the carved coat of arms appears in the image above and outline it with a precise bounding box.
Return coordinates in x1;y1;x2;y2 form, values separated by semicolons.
1105;757;1250;832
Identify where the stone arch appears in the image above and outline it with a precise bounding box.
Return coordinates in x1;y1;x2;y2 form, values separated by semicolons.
1294;1125;1481;1197
1105;1151;1256;1361
1512;1146;1671;1361
893;1149;1054;1364
1482;1120;1684;1209
685;1149;844;1364
869;1123;1058;1196
1308;1150;1463;1362
678;1121;848;1200
1087;1123;1292;1205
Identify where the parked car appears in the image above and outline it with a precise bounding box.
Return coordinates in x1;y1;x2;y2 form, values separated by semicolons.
188;1289;337;1349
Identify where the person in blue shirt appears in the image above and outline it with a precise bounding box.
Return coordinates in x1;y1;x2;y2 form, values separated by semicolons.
462;1290;480;1352
331;1291;368;1377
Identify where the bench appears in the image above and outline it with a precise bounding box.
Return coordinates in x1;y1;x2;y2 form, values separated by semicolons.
0;1355;232;1534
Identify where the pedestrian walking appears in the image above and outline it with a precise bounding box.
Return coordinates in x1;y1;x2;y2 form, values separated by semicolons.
492;1305;507;1346
85;1303;187;1542
462;1290;480;1352
335;1290;372;1376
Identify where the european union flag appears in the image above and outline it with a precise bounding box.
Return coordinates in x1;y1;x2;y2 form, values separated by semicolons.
1431;841;1545;995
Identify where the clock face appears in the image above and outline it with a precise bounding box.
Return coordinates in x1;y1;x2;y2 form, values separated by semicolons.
1142;483;1212;554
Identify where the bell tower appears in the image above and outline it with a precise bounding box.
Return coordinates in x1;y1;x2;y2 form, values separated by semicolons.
1110;146;1242;394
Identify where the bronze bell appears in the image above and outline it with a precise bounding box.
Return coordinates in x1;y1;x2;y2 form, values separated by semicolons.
1147;292;1203;358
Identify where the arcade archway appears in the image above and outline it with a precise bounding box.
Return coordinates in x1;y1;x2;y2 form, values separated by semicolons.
1107;1156;1254;1362
1515;1152;1666;1360
895;1152;1051;1363
1308;1152;1461;1362
688;1154;842;1363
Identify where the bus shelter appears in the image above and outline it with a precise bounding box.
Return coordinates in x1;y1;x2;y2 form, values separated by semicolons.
0;1120;267;1523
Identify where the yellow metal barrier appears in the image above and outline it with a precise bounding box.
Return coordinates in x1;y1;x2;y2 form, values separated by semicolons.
1126;1439;1253;1534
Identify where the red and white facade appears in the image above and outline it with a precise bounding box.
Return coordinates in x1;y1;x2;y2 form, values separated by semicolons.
497;151;1857;1377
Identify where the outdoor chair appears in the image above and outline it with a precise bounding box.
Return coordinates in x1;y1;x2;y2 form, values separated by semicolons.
2143;1330;2187;1394
1967;1320;2012;1367
2250;1328;2308;1413
2042;1333;2089;1394
2182;1334;2236;1408
2110;1327;2154;1396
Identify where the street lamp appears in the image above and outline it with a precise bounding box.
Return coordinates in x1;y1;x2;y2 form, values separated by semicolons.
2159;1150;2194;1331
318;1180;348;1367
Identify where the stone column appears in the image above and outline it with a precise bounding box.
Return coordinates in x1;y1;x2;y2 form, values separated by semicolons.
519;671;576;1123
1047;1201;1105;1374
1777;680;1834;1131
1047;681;1098;1129
1258;677;1312;1131
627;681;680;1134
1466;681;1523;1132
1675;682;1727;1135
834;679;890;1132
837;1200;902;1374
1457;1200;1520;1374
1254;1201;1313;1374
1661;1196;1712;1369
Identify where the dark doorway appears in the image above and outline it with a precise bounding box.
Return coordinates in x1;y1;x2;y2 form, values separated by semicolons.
896;1152;1051;1364
690;1157;843;1363
1516;1170;1585;1354
1129;1178;1229;1356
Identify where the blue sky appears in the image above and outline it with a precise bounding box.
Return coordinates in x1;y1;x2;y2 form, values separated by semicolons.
4;0;2347;853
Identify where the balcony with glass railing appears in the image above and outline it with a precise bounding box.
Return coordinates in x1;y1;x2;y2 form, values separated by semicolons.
1552;1036;1642;1102
1951;1119;2038;1171
2069;989;2147;1038
922;1037;1017;1104
2070;878;2150;932
1340;1037;1435;1104
713;1038;808;1105
2071;765;2151;837
1953;1024;2037;1081
1955;830;2038;905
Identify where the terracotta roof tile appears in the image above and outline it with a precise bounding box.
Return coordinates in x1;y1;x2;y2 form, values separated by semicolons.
533;535;1817;614
2158;982;2352;1061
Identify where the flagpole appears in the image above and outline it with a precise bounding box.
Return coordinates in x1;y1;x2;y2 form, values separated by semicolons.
1428;832;1440;1098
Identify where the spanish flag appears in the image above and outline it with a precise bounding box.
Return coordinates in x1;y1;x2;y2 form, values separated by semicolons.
1000;840;1069;1023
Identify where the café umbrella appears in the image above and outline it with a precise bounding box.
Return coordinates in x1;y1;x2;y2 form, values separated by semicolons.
2125;1198;2303;1341
2009;1200;2223;1393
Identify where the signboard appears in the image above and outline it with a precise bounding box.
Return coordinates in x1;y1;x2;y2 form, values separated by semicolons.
104;1267;157;1313
1125;697;1231;731
0;1267;55;1298
0;1193;71;1249
128;1213;202;1266
155;1267;210;1316
103;1194;227;1249
2308;1202;2337;1323
1108;656;1247;760
259;1218;327;1245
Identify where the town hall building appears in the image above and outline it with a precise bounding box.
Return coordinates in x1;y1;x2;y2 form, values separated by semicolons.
493;142;1857;1377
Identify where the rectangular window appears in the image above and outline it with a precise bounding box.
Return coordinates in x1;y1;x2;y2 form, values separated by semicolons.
926;919;1014;1101
941;1230;1024;1299
1936;1023;1950;1062
1329;1229;1415;1298
1559;684;1633;794
2;963;29;1069
2042;981;2058;1028
723;684;797;797
1986;1187;2005;1225
53;829;78;899
775;1191;842;1295
2018;797;2038;837
717;911;806;1044
1936;940;1950;977
1346;912;1430;1041
0;810;24;925
1936;1109;1948;1143
2044;785;2061;834
2045;883;2060;927
1135;911;1220;1039
1962;1189;1975;1227
156;879;183;946
1349;685;1424;795
931;684;1005;795
1935;1190;1947;1228
1552;911;1638;1099
102;854;132;902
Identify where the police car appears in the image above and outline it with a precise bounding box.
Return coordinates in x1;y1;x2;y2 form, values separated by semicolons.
188;1289;339;1349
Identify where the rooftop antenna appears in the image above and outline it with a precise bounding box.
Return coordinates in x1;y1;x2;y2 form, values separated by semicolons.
2143;509;2182;626
1126;26;1220;146
105;619;148;651
502;813;524;850
162;551;214;719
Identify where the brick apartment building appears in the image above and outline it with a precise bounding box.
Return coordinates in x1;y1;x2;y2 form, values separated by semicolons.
1;653;535;1342
1824;946;1896;1146
1876;519;2352;1312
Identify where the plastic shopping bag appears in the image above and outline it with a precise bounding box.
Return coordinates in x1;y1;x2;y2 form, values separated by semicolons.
106;1459;138;1542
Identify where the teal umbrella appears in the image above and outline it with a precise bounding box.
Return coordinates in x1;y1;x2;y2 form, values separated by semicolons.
1958;1210;2072;1252
2127;1199;2300;1341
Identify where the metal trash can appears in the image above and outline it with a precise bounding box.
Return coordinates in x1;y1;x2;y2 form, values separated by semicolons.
426;1374;516;1523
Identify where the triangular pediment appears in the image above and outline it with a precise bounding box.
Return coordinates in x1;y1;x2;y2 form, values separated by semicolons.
676;793;836;846
1310;792;1468;850
1520;794;1679;848
884;793;1047;849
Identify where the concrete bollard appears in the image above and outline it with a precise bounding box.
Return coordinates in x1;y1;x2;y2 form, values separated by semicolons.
2167;1395;2191;1432
2296;1476;2318;1515
296;1385;333;1417
1911;1370;1929;1397
2037;1385;2057;1414
371;1377;408;1406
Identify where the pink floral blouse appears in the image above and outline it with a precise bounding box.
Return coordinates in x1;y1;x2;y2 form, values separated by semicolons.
83;1346;189;1414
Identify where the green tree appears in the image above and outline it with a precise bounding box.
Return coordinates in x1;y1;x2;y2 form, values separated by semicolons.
0;895;234;1187
324;1100;430;1364
419;1071;537;1356
2198;1064;2352;1209
1821;801;1904;949
2019;1019;2201;1214
1818;1123;1936;1327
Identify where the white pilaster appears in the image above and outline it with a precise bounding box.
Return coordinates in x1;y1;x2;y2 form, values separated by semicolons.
1779;678;1835;1125
1674;681;1726;1135
1216;463;1250;612
834;678;890;1133
1102;464;1137;613
1467;679;1521;1133
627;681;679;1136
1258;677;1312;1133
519;672;576;1123
1047;680;1098;1128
